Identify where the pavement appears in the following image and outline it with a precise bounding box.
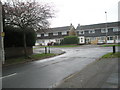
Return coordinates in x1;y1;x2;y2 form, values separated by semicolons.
55;58;119;88
33;46;65;55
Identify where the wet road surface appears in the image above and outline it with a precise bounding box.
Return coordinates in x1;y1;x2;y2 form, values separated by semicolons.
2;45;114;88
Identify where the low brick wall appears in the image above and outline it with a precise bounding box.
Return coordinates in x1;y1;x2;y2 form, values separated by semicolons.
5;47;33;58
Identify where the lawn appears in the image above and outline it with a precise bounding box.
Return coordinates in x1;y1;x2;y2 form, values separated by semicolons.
51;45;81;48
100;44;120;47
101;52;120;58
4;53;56;66
36;44;82;48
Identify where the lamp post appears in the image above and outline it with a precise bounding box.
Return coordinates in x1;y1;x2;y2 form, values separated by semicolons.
105;11;108;44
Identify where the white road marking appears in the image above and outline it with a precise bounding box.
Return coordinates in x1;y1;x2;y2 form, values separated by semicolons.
0;73;17;79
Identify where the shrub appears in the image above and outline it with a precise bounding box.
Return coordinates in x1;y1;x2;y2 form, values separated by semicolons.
60;36;79;45
4;26;37;47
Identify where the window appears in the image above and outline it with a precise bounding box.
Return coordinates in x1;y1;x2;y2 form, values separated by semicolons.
90;37;96;40
42;40;44;43
49;33;53;36
44;33;48;36
107;36;113;40
99;36;106;40
101;28;108;33
58;32;62;35
41;34;44;37
62;31;67;35
36;40;39;43
77;31;79;34
56;39;62;43
89;30;95;34
113;28;119;32
56;39;60;43
79;30;84;34
53;32;58;36
81;38;83;42
37;34;41;37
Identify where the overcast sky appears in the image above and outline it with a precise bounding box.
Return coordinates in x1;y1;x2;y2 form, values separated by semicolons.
37;0;119;28
2;0;119;28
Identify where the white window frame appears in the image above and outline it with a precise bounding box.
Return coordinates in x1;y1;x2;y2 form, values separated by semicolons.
79;30;84;34
44;33;48;36
101;28;108;33
113;27;119;32
37;34;41;37
53;32;58;36
90;37;96;40
62;31;67;35
89;29;95;34
107;36;114;40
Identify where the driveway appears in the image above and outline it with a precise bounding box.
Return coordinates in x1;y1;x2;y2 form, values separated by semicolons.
2;45;114;88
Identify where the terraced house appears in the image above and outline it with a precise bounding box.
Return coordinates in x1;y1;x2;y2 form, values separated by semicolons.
36;21;120;45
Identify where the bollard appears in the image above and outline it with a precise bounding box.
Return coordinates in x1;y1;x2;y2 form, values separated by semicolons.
45;47;47;54
48;46;50;53
113;45;116;54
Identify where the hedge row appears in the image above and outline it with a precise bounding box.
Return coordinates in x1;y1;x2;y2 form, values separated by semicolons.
4;26;37;47
60;36;79;45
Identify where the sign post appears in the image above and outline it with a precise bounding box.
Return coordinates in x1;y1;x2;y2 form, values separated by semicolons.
0;1;4;90
0;1;5;64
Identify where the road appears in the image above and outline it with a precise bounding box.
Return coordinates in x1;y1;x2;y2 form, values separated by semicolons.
2;45;114;88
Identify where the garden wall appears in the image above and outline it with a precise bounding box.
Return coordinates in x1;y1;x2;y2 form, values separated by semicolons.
5;47;33;58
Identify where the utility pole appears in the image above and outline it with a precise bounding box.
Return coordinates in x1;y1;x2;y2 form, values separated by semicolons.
105;11;108;44
0;1;5;64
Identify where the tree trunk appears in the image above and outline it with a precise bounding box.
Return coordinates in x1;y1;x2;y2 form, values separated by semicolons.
23;29;28;58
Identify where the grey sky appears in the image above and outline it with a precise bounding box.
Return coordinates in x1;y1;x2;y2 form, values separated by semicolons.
1;0;119;28
38;0;119;28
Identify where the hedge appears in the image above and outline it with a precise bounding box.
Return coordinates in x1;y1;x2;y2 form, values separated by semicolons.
60;36;79;45
4;26;37;47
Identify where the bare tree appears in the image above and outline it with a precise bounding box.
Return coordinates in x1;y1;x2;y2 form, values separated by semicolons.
3;0;54;58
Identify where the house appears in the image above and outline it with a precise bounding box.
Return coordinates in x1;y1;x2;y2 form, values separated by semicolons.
76;21;120;44
36;25;72;46
36;21;120;45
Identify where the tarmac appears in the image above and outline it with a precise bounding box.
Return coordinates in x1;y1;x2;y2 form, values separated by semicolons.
54;58;119;88
33;46;119;88
3;46;119;88
33;46;65;55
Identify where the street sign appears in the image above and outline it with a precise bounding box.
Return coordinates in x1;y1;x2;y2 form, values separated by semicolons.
0;32;5;37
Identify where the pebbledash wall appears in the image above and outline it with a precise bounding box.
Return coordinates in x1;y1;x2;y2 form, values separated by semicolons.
36;21;120;45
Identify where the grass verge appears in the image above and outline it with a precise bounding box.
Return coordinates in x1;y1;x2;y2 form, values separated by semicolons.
4;53;56;66
100;44;120;47
101;52;120;58
51;45;81;48
36;44;81;48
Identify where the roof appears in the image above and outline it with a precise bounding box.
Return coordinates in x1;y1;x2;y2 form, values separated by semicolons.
37;26;71;33
36;21;119;34
76;22;119;30
48;26;71;32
